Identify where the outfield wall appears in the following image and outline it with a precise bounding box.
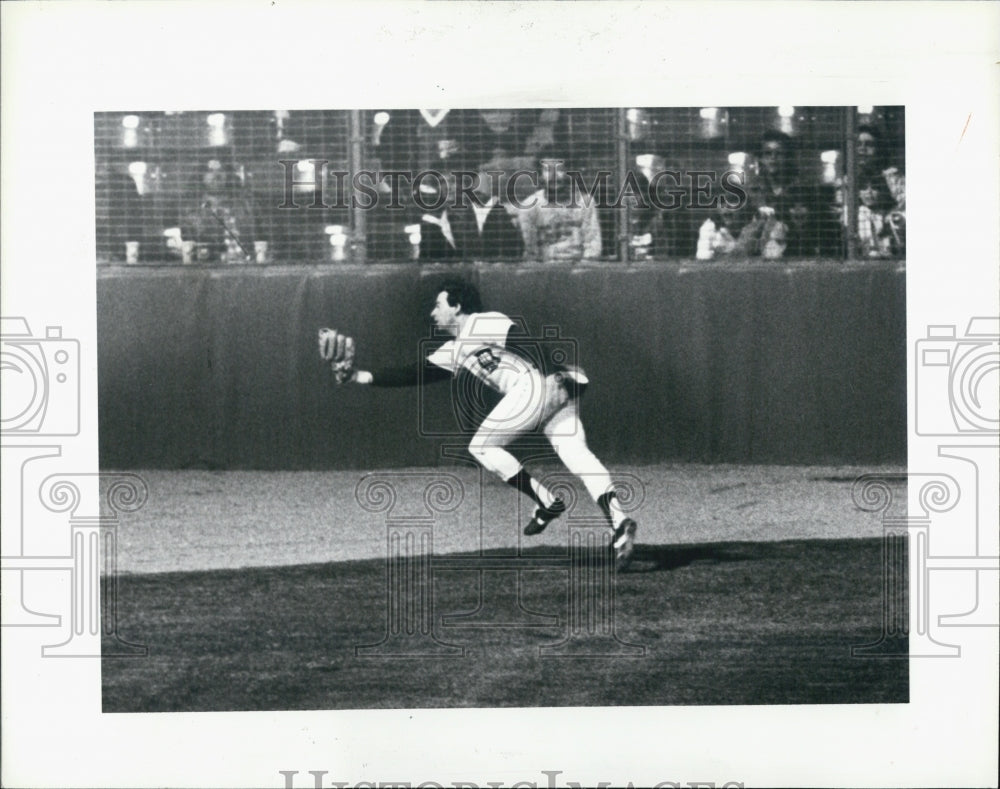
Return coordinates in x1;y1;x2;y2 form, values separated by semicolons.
97;261;906;469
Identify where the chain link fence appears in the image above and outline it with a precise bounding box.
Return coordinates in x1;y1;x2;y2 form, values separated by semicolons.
95;107;904;266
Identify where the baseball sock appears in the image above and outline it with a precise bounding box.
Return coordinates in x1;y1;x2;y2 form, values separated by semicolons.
596;490;627;530
505;468;557;509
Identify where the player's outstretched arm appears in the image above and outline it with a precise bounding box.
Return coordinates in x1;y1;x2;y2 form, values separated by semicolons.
318;327;357;385
318;327;450;388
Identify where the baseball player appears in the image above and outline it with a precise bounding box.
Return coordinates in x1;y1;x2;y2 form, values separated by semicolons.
318;280;638;570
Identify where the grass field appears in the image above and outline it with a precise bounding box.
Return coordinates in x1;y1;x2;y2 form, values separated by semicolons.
103;538;906;711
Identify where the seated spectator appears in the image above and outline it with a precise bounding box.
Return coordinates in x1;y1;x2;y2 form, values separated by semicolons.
418;196;459;262
419;160;524;261
180;158;257;263
727;131;828;259
517;158;602;261
695;212;739;260
623;167;660;260
856;124;906;209
856;165;905;257
853;124;905;257
97;163;145;262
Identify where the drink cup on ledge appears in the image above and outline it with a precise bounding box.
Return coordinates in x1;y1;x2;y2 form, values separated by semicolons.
325;225;347;262
181;240;195;265
125;241;139;265
162;227;183;260
254;241;269;265
405;224;421;260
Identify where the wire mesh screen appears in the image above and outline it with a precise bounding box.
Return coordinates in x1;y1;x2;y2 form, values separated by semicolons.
94;110;350;265
94;107;904;265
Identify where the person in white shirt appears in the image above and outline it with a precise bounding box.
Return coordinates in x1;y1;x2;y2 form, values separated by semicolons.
517;159;603;262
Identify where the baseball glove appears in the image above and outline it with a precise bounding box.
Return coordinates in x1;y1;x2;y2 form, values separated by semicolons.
318;328;356;384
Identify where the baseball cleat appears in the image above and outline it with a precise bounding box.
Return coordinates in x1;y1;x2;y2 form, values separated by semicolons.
612;518;638;571
523;498;566;536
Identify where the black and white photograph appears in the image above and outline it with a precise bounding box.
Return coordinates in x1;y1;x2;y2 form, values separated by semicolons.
2;2;998;788
94;104;909;713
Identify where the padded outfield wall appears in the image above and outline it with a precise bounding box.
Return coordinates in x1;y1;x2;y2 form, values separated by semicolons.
97;261;906;470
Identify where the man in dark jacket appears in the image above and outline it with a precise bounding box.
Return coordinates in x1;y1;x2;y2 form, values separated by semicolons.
420;159;524;261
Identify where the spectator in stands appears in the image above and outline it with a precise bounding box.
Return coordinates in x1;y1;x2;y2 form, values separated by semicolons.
728;130;826;258
856;124;906;208
517;158;602;262
418;173;459;261
623;168;660;260
181;158;257;263
853;124;906;257
419;159;524;261
97;163;145;263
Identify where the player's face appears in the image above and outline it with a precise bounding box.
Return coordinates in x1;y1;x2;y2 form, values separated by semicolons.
430;290;461;334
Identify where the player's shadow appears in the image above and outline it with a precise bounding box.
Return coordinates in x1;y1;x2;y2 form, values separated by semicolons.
628;542;753;573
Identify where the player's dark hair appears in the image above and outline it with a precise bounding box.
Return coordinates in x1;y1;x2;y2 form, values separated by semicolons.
440;279;483;315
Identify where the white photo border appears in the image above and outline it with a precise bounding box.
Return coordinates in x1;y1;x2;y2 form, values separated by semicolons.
2;2;998;787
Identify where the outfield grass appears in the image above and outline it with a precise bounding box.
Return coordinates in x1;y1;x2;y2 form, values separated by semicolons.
103;537;907;711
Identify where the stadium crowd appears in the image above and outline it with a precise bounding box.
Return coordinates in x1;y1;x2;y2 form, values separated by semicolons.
96;107;905;265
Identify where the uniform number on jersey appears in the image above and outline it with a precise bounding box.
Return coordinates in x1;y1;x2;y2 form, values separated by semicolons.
474;348;500;375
